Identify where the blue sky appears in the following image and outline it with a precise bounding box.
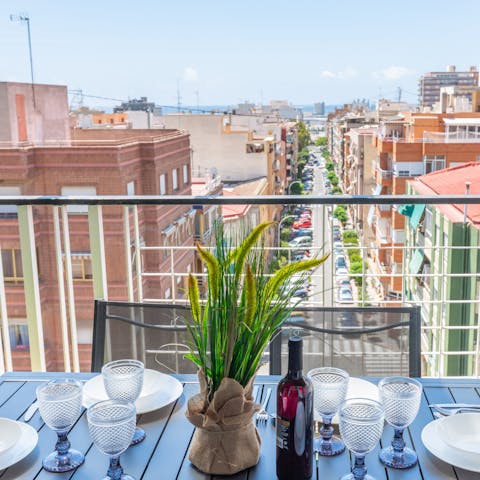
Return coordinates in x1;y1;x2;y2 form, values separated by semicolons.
1;0;479;108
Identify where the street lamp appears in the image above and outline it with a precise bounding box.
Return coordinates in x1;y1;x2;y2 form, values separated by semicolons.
10;13;36;109
288;180;302;195
277;215;296;248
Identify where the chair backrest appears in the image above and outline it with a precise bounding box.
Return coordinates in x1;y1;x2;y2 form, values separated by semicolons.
269;306;421;377
92;300;196;373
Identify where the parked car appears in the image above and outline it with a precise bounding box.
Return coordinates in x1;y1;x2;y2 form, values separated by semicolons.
295;228;313;237
293;218;312;229
336;266;349;276
292;250;310;261
336;277;351;288
292;288;309;299
335;256;346;269
337;287;354;303
289;236;313;248
293;207;312;216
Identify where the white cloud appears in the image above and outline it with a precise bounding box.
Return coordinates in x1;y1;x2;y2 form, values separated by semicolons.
373;66;414;80
183;67;199;82
320;70;336;78
320;67;358;80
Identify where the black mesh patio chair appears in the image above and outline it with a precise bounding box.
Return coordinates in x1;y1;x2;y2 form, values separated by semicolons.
269;306;422;377
91;300;196;373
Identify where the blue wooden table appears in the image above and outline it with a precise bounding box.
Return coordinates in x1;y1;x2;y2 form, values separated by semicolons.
0;373;479;479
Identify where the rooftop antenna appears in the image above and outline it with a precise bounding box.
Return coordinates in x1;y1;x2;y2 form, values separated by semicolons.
10;12;36;109
176;79;182;114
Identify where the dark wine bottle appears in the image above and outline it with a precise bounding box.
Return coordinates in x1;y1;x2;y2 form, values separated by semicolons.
276;336;313;479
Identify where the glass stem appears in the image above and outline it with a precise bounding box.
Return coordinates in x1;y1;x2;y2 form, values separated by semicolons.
320;415;333;442
391;428;406;454
107;454;124;480
352;454;367;480
55;431;71;466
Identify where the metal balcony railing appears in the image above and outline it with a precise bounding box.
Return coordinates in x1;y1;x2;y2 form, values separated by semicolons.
0;194;479;378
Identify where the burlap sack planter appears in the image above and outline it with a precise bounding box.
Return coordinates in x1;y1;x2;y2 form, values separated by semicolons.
186;371;261;475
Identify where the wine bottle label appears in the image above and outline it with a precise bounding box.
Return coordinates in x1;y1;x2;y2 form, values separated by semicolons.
276;418;290;449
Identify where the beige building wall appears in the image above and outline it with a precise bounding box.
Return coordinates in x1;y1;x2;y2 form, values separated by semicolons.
0;82;70;145
159;114;269;181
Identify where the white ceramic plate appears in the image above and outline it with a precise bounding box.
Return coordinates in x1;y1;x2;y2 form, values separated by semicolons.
0;422;38;471
422;417;480;473
332;378;379;424
439;412;480;455
82;369;183;414
0;419;22;456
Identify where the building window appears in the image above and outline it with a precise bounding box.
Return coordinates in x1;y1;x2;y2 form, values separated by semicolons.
246;143;265;153
61;186;97;214
69;253;93;280
9;322;29;350
183;165;189;185
127;181;135;196
159;174;166;195
424;155;445;174
0;186;21;216
1;249;23;283
424;208;433;238
172;168;178;191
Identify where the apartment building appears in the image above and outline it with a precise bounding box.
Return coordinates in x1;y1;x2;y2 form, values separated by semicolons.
158;114;283;190
418;65;479;108
371;111;480;297
343;126;377;231
0;82;194;371
406;163;480;376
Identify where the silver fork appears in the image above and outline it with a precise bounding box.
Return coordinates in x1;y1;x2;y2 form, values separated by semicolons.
256;388;272;424
431;405;480;416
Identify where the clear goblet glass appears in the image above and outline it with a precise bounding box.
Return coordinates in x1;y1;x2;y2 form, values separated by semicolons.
339;398;385;480
378;376;422;469
308;367;349;456
87;400;136;480
36;378;84;472
102;359;145;445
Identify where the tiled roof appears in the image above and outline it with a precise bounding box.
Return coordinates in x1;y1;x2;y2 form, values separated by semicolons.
409;162;480;226
222;177;267;219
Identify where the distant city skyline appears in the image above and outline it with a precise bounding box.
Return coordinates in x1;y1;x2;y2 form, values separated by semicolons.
1;0;479;108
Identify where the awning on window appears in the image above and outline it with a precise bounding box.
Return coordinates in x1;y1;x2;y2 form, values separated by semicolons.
409;249;424;274
397;204;415;217
409;204;426;229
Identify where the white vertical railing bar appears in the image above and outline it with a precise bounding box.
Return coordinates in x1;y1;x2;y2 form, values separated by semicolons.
18;205;46;371
0;246;12;371
123;206;138;360
170;246;175;304
88;205;110;363
88;205;108;300
123;206;134;302
61;206;80;372
52;207;72;372
133;206;143;302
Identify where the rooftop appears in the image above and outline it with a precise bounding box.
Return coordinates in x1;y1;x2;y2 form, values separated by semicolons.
410;162;480;225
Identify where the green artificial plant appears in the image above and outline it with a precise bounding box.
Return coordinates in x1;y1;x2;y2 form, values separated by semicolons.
186;221;328;400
